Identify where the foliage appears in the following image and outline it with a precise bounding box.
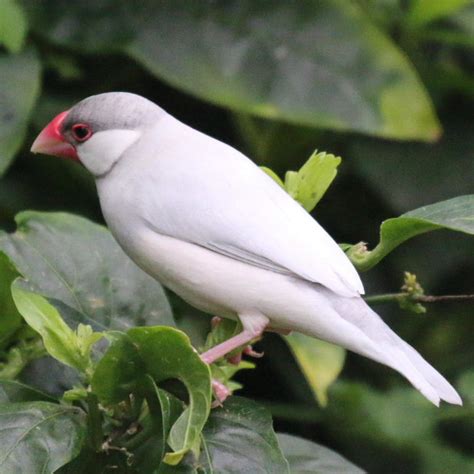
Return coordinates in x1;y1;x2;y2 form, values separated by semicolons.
347;195;474;271
0;0;473;472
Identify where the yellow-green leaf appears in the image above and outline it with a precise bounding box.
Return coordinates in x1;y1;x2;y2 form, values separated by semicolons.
284;150;342;212
11;282;88;372
285;333;345;407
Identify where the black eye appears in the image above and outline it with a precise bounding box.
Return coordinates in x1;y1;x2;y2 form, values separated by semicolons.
71;123;92;142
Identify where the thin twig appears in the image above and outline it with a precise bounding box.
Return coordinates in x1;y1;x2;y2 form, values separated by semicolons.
365;293;474;305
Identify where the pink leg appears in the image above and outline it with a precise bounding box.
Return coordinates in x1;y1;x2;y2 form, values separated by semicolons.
201;313;269;365
211;380;232;408
227;344;264;365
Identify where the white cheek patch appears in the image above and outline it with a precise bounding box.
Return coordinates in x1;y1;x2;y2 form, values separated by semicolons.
78;129;141;177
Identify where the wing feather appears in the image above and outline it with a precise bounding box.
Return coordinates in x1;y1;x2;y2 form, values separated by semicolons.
138;117;364;297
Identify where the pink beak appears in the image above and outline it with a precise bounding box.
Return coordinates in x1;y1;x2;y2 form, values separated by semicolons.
31;110;79;160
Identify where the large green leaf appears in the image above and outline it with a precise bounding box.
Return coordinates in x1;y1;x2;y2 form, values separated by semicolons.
277;433;365;474
0;401;85;473
0;212;173;331
407;0;473;27
92;327;212;465
0;0;28;53
285;333;345;407
172;397;290;473
22;0;439;140
0;252;22;347
347;195;474;270
323;382;474;474
0;379;55;403
0;49;40;176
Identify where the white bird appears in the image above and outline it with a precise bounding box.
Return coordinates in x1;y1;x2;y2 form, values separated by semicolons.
31;92;461;406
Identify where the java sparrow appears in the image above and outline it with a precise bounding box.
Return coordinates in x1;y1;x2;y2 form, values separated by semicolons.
31;92;462;406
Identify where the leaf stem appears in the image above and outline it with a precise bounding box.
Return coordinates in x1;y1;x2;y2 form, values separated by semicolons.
86;392;104;452
119;418;156;450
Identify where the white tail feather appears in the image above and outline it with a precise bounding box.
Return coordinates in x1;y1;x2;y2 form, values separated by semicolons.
326;293;462;406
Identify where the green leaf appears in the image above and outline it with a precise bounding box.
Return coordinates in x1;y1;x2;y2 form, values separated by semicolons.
0;401;85;473
0;49;40;176
260;166;285;188
277;433;365;474
0;212;174;331
458;370;474;405
324;382;474;474
0;0;28;53
130;327;211;465
0;338;45;380
141;380;184;471
90;331;145;405
347;195;474;271
23;1;440;140
170;397;289;473
92;327;212;465
0;252;22;347
285;333;345;406
284;150;341;212
408;0;473;27
0;379;55;403
11;282;98;373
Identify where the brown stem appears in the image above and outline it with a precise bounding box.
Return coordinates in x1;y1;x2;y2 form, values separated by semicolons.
365;293;474;305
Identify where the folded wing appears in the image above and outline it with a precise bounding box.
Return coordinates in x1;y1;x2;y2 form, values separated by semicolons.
141;121;364;297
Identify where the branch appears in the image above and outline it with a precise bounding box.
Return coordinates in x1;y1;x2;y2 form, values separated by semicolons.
365;293;474;305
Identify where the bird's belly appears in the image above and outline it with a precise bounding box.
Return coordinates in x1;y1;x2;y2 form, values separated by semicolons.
115;228;330;331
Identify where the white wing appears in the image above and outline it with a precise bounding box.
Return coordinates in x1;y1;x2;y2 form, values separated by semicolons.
134;116;364;298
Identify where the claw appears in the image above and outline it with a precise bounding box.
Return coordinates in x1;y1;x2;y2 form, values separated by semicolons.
243;345;264;358
211;379;231;408
226;344;263;365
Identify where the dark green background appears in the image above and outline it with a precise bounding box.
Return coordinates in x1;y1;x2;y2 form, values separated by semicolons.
0;1;473;472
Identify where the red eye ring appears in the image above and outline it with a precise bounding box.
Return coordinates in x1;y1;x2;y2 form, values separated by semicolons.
71;123;93;142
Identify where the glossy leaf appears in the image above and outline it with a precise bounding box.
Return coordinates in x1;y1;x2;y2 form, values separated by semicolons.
129;327;211;465
408;0;473;27
284;150;341;212
142;380;184;472
0;49;40;176
324;382;474;474
11;283;100;373
91;331;144;405
347;195;474;271
130;1;440;140
277;433;365;474
23;0;440;140
285;333;345;406
0;252;22;347
172;397;290;473
0;379;55;403
92;327;212;465
0;211;174;331
0;0;28;53
0;401;85;473
260;166;285;188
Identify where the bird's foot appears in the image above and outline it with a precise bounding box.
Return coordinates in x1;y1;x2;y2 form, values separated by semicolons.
211;379;232;408
227;344;264;365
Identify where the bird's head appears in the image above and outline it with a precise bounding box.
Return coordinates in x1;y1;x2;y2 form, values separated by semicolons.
31;92;163;176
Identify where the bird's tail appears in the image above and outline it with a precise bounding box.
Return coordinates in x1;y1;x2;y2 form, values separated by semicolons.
324;294;462;406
